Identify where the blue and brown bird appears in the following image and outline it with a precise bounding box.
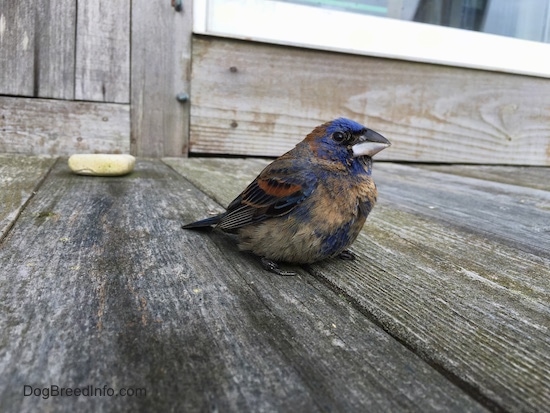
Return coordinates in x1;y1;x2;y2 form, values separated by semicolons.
182;118;390;275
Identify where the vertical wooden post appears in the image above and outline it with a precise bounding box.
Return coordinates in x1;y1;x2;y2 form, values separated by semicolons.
131;0;192;157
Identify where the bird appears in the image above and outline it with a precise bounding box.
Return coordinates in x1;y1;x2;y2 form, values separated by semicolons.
182;118;391;275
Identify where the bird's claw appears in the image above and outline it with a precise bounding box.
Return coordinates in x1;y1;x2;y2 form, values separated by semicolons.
338;250;356;261
260;257;296;276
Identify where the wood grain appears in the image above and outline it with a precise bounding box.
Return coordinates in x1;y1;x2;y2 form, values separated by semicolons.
35;0;76;99
190;37;550;165
0;159;485;412
375;163;550;259
0;1;36;96
0;155;56;240
0;97;130;155
131;0;192;157
75;0;130;103
417;164;550;191
0;0;76;99
163;157;269;207
170;157;550;412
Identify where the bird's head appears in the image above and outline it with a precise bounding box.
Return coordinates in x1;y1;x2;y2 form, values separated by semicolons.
304;118;391;167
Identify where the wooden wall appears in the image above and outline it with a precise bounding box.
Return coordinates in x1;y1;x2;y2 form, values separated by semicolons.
0;0;191;157
189;36;550;165
0;0;129;155
1;2;549;164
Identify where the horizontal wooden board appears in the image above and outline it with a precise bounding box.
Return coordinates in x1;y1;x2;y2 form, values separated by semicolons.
0;155;56;240
190;36;550;165
0;159;485;412
0;97;130;155
169;157;550;412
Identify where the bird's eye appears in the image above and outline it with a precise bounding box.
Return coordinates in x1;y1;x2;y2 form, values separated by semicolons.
332;132;346;142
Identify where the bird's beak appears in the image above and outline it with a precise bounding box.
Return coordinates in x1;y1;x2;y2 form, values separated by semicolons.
352;129;391;157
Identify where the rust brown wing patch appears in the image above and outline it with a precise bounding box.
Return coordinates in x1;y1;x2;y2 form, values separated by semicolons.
256;178;303;199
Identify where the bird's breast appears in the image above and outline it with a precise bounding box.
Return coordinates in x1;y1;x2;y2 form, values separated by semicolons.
309;173;376;227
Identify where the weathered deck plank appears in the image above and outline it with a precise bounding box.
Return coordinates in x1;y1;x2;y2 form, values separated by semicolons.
169;157;550;413
417;164;550;191
0;154;56;240
0;158;485;412
375;163;550;258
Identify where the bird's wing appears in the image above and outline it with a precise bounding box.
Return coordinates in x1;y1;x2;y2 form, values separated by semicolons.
217;160;316;230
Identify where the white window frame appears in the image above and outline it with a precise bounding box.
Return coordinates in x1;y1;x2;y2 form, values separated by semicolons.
194;0;550;79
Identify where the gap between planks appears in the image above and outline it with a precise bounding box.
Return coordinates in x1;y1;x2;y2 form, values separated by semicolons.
0;155;59;244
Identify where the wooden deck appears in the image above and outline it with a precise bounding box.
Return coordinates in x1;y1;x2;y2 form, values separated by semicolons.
1;154;549;412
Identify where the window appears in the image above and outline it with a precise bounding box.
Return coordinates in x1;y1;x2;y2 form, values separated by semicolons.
279;0;550;44
194;0;550;78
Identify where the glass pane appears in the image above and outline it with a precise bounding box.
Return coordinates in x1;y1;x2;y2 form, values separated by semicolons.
279;0;550;43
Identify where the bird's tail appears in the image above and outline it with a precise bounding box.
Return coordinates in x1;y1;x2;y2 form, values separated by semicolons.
181;214;224;230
